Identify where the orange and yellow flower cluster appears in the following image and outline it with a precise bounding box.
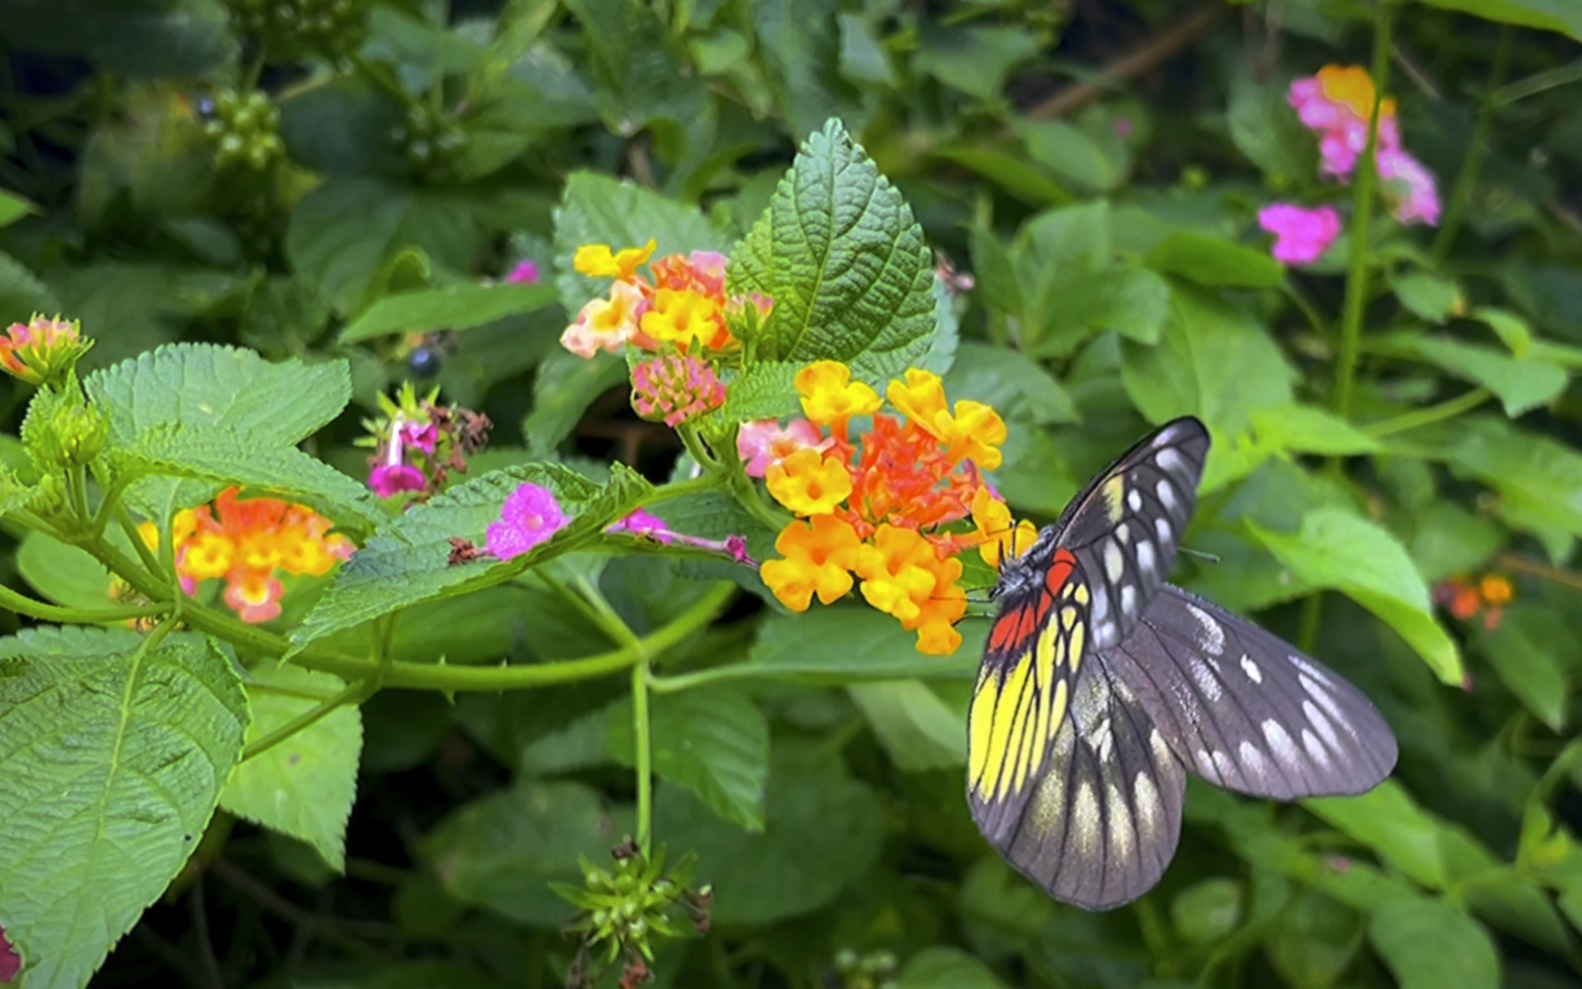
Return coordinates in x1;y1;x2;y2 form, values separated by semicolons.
139;487;355;623
1434;571;1514;631
758;361;1025;655
561;241;746;358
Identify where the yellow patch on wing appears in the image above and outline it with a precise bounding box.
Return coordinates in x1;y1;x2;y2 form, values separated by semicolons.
1102;475;1127;522
969;616;1079;803
1074;583;1090;605
1068;615;1087;674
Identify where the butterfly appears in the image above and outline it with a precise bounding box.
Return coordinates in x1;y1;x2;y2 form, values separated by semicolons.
966;415;1398;910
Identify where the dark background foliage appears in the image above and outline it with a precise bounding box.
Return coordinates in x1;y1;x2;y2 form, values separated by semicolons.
3;0;1582;987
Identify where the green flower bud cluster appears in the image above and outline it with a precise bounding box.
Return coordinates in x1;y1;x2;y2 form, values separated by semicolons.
553;842;710;987
226;0;369;61
831;948;900;989
202;90;285;172
392;104;467;179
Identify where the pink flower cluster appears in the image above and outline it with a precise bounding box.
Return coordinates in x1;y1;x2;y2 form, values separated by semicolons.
631;355;726;428
1258;204;1342;266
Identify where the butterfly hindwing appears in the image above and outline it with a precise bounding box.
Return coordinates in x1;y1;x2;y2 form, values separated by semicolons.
1048;417;1210;653
1106;584;1398;799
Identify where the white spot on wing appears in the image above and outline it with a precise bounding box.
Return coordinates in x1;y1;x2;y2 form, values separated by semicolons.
1262;719;1299;766
1238;740;1270;779
1300;674;1357;739
1184;602;1225;656
1290;654;1335;687
1156;447;1184;473
1073;782;1101;856
1156;479;1177;510
1212;750;1236;782
1133;771;1160;836
1128;488;1143;513
1121;584;1137;617
1240;654;1263;683
1104;540;1126;582
1106;780;1134;860
1302;728;1333;769
1304;699;1342;752
1136;540;1156;576
1190;658;1222;701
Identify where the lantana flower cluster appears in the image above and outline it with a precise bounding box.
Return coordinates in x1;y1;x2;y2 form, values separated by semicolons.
1434;571;1514;631
0;314;94;388
1258;65;1441;265
361;384;491;500
138;487;355;623
755;361;1023;655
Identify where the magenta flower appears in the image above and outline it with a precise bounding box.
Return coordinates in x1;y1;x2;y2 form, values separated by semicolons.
507;260;541;285
370;463;426;497
1378;147;1441;226
400;421;439;454
607;509;673;543
0;922;19;982
486;483;567;561
1258;204;1342;265
631;355;726;428
737;418;828;478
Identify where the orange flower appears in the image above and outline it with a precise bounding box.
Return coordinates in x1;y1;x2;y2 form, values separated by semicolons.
795;361;881;428
574;240;657;281
1479;574;1513;607
766;448;853;517
1317;65;1395;124
854;525;966;655
760;514;862;611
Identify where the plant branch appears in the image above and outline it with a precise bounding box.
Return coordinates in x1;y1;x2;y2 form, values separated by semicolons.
0;579;166;624
1365;387;1491;438
241;676;371;762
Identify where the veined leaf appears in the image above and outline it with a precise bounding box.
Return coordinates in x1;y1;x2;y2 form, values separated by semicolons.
339;281;557;343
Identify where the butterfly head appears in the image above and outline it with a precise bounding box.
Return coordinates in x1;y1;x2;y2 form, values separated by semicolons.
988;524;1058;602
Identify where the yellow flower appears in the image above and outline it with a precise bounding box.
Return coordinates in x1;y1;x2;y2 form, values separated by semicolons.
795;361;881;427
561;281;645;358
885;369;948;429
938;400;1006;470
573;240;657;280
854;525;966;654
911;587;967;656
970;486;1038;569
766;448;853;517
640;289;722;352
760;514;862;612
183;531;236;581
1479;574;1514;607
1318;65;1395;122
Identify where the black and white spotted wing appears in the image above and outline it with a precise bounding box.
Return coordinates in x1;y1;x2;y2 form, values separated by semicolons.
1106;585;1398;799
1043;417;1209;654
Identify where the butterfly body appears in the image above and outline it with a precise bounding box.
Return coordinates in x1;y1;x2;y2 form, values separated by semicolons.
968;416;1398;910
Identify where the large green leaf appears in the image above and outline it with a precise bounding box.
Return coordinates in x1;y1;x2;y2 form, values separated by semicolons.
1477;608;1575;732
728;119;936;381
897;947;1009;989
651;746;883;924
1411;0;1581;41
339;282;558;344
1145;232;1284;289
847;679;966;771
1247;508;1463;685
1304;781;1453;889
608;685;769;831
0;627;247;989
291;463;650;647
422;780;628;926
221;664;362;871
748;606;983;684
944;341;1079;425
1439;416;1582;560
1368;896;1501;989
1381;334;1567;417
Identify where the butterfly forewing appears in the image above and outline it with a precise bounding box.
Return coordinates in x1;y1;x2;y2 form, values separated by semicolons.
1108;585;1398;799
1048;417;1209;653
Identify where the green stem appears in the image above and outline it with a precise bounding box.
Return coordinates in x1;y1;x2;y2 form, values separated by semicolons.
241;677;369;762
1432;28;1511;263
1283;281;1330;346
725;458;790;533
574;573;644;650
1331;1;1395;420
1365;387;1491;438
294;580;734;692
632;658;653;856
0;579;166;625
1296;591;1323;654
1490;56;1579;108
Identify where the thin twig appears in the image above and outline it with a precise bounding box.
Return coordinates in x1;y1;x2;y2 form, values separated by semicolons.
1024;4;1231;121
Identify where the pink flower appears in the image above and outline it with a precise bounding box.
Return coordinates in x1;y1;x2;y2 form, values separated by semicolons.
736;418;828;478
369;463;426;497
506;260;540;284
608;509;673;543
0;922;20;982
1288;71;1403;179
631;355;726;428
223;572;285;624
1377;147;1440;226
0;313;93;386
561;281;646;359
1258;204;1342;265
486;483;567;561
400;421;438;454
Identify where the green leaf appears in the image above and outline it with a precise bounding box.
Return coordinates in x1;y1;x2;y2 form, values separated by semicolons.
702;360;803;425
563;0;709;156
728;119;936;381
2;0;234;76
16;532;114;609
0;189;36;228
1227;77;1317;185
221;664;362;871
897;946;1009;989
1250;404;1382;456
0;251;60;326
339;282;558;344
112;423;383;533
847;679;965;771
422;780;627;925
553;171;723;312
1441;416;1582;559
1027;266;1172;357
748;606;983;684
944;342;1079;426
1478;608;1575;732
1389;269;1464;324
608;685;769;830
1381;334;1567;417
1121;285;1295;443
1145;232;1284;289
1409;0;1580;41
1368;897;1501;989
931;145;1072;206
521;349;631;455
1016;119;1127;195
1246;507;1463;685
652;746;883;924
1170;878;1242;944
84;343;351;448
0;626;247;989
752;0;864;142
1407;501;1505;582
914;25;1040;101
292;463;650;647
1304;781;1453;889
1267;890;1364;988
287;178;481;315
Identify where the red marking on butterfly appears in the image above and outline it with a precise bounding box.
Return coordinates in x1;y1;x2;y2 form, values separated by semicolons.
1044;548;1076;596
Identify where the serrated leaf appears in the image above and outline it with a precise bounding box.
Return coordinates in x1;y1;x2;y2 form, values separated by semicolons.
748;606;982;684
847;679;965;771
339;282;557;344
1368;896;1500;989
553;171;723;313
112;423;383;533
422;780;628;926
702;361;803;425
291;463;651;647
1247;508;1463;684
222;665;361;870
0;627;247;989
608;685;769;830
1408;502;1505;582
652;746;883;924
562;0;709;156
728;119;936;381
1382;335;1567;417
1145;232;1284;289
84;343;350;447
897;946;1009;989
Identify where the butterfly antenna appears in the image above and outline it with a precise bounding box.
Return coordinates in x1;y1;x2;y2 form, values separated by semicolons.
1180;546;1221;565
